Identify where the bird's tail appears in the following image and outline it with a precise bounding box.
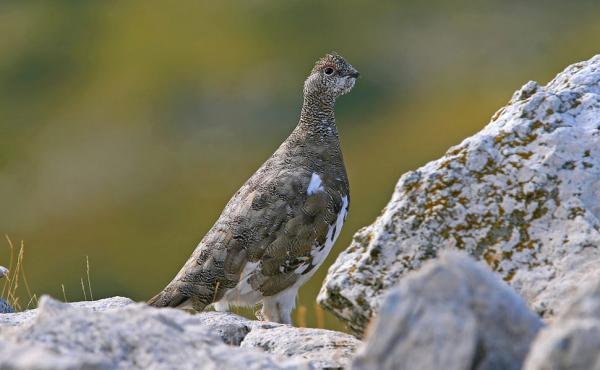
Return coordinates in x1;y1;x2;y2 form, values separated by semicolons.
147;285;188;308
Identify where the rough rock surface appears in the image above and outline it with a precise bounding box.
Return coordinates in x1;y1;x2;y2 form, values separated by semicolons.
319;54;600;335
0;296;134;328
524;279;600;370
197;311;361;368
242;324;359;369
0;296;359;370
352;252;543;370
0;267;14;314
0;300;14;314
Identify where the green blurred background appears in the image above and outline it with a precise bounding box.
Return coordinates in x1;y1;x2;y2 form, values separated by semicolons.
1;0;599;331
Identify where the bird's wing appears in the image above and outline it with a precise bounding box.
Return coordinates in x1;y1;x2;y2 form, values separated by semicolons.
167;165;344;307
242;169;346;296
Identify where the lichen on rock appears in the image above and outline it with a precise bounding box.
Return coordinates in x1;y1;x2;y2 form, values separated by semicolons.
319;54;600;336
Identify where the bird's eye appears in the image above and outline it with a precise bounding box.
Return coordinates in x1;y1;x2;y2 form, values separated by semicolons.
324;67;335;75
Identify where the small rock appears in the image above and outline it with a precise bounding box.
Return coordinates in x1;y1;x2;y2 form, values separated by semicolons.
352;252;543;370
524;279;600;370
0;267;14;314
0;300;14;314
319;53;600;335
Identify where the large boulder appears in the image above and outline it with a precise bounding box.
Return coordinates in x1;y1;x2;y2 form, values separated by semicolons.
0;296;359;370
352;252;543;370
319;54;600;335
524;279;600;370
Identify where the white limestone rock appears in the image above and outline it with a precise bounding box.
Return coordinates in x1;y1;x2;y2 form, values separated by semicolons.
187;311;361;368
0;296;134;329
524;279;600;370
352;252;543;370
319;54;600;335
241;323;360;369
0;296;359;370
0;341;104;370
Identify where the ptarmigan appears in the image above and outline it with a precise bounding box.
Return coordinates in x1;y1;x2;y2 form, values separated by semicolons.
149;53;359;324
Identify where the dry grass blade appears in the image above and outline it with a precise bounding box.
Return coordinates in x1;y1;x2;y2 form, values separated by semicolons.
86;256;93;301
25;293;38;310
1;235;14;298
18;240;36;307
6;244;24;310
9;244;24;305
61;283;68;303
212;281;221;303
2;236;36;311
80;278;88;301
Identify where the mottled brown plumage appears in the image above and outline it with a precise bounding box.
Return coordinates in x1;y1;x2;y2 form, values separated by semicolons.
148;53;359;324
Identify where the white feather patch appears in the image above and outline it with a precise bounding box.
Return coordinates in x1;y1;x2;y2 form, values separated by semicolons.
307;173;325;195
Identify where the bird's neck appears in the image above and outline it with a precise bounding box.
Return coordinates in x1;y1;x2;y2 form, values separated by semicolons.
297;93;337;138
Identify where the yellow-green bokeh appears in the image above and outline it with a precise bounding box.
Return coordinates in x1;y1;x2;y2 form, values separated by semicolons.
1;0;599;332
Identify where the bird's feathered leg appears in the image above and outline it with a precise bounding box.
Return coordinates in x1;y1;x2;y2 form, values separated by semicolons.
260;285;299;324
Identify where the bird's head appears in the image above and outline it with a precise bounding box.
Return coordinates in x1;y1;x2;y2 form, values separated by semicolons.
304;52;360;100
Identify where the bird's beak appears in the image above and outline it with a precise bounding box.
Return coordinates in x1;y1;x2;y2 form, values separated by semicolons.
349;70;360;78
